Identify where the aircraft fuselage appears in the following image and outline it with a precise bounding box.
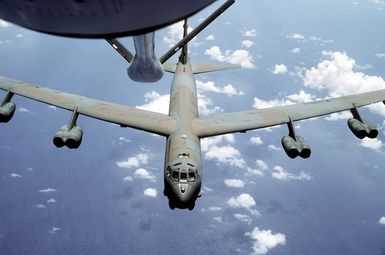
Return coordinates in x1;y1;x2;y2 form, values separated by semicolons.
163;61;202;210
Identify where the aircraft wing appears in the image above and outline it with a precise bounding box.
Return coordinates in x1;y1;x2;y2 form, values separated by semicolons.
0;76;175;136
192;90;385;138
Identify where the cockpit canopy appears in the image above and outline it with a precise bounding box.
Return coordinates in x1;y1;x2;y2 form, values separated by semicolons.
167;159;199;183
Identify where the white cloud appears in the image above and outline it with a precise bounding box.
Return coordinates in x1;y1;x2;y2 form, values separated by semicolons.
196;80;243;96
39;188;56;193
48;227;60;235
213;217;223;223
206;34;215;41
136;92;169;114
134;168;155;181
290;47;301;54
123;176;134;182
205;145;246;168
201;134;235;152
253;90;315;109
0;19;11;28
47;198;56;203
255;160;268;171
224;179;245;188
10;173;22;178
48;105;57;111
242;40;254;48
303;51;385;116
379;216;385;225
325;111;352;121
287;33;305;40
245;227;286;255
163;21;193;47
271;166;312;181
250;136;263;145
35;204;46;208
227;193;259;215
208;206;222;211
16;34;23;38
233;214;253;224
143;188;157;197
204;46;255;68
273;64;288;74
18;107;30;113
116;153;149;168
359;138;383;152
198;92;223;115
375;53;385;59
119;137;131;143
268;144;282;151
243;29;257;37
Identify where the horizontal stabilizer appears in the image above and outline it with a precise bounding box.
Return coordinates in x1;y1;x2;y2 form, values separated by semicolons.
163;62;240;74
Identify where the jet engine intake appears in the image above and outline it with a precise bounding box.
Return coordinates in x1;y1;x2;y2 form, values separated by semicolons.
281;135;311;159
347;118;378;139
53;125;83;149
127;32;164;82
0;102;16;123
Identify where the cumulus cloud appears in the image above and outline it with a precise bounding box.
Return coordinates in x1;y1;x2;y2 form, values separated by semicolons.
163;21;193;47
201;206;222;212
206;34;215;41
134;168;156;181
224;179;245;188
287;33;305;40
35;204;46;209
205;145;246;168
272;64;288;74
18;107;30;113
204;46;255;68
119;137;131;143
379;216;385;225
136;92;169;114
196;80;244;96
10;173;22;178
255;160;268;171
39;188;56;193
359;138;383;152
123;176;134;182
250;136;263;145
242;40;254;48
375;53;385;59
227;193;259;215
143;188;157;197
116;153;149;168
234;213;253;224
268;144;282;151
303;51;385;116
201;134;235;152
245;227;286;255
47;198;56;203
291;47;301;54
271;166;312;181
253;90;315;109
243;29;257;37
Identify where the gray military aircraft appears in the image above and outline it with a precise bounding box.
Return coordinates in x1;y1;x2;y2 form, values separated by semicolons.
1;1;385;210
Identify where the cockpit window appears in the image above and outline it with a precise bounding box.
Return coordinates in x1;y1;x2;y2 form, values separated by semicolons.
188;172;195;181
172;171;179;181
180;172;187;181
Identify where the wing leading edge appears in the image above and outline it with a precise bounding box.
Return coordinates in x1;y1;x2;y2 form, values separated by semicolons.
0;76;175;136
192;90;385;138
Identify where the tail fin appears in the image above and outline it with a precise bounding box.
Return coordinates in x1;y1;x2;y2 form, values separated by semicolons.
163;62;240;74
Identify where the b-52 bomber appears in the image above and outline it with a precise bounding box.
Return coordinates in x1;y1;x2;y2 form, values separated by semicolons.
1;0;385;210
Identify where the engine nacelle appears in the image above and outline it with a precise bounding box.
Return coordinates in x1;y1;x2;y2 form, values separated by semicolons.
347;118;378;139
127;32;164;82
281;135;311;159
0;102;16;123
53;125;83;149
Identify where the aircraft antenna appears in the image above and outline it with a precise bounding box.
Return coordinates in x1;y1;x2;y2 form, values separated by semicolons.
179;19;189;64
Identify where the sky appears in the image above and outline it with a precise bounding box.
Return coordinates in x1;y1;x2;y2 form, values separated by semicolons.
1;0;385;254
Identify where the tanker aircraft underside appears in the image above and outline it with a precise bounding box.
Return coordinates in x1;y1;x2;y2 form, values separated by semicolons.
1;1;385;210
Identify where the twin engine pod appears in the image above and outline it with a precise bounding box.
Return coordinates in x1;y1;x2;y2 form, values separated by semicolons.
0;102;16;123
347;118;378;139
53;125;83;149
281;135;311;159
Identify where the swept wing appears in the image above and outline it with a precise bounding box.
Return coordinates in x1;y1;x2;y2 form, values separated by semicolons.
192;90;385;138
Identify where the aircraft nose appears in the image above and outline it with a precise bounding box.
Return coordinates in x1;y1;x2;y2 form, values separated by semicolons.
175;184;193;203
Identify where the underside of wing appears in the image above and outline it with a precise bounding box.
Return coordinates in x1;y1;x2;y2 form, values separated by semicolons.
0;76;175;136
192;89;385;138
